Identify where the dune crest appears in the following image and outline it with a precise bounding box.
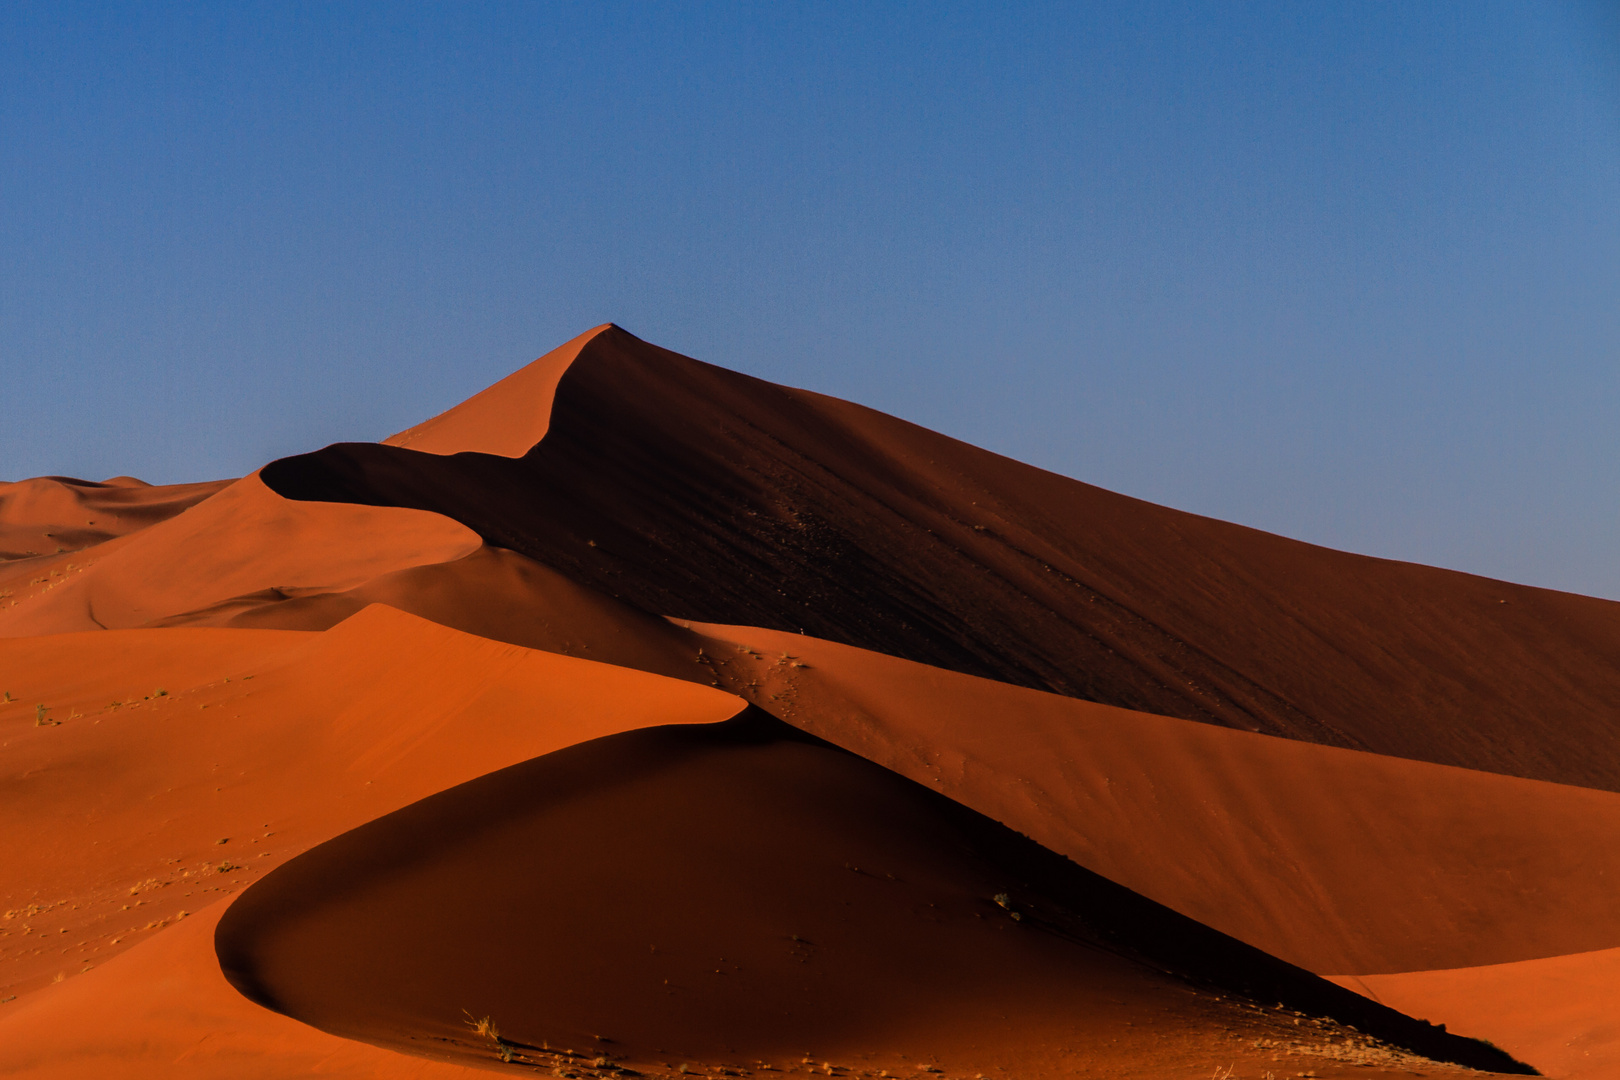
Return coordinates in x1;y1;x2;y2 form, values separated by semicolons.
6;323;1609;1077
0;604;740;1003
383;323;613;456
265;324;1620;791
0;473;480;636
0;474;230;563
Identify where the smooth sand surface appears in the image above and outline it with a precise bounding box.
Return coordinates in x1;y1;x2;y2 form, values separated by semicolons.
0;474;231;563
215;711;1523;1078
0;903;489;1079
383;324;611;457
1330;947;1620;1079
0;604;741;1005
165;543;711;683
6;323;1610;1077
678;621;1620;977
265;325;1620;791
0;473;480;636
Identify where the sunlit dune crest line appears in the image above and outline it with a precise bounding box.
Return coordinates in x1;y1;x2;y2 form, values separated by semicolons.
264;324;1620;793
11;323;1620;1076
0;605;741;1076
383;323;613;457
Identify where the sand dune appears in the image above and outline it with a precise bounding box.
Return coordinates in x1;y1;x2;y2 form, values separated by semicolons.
1331;948;1620;1079
384;324;610;457
676;622;1620;977
0;474;479;636
5;324;1613;1076
0;474;230;564
163;543;712;683
0;903;489;1079
217;711;1523;1078
262;325;1620;791
97;522;1620;977
0;604;739;1003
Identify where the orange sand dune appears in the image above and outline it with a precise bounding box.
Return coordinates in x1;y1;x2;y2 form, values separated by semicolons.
161;543;711;683
0;474;479;636
384;324;610;456
0;903;488;1079
1331;948;1620;1080
0;604;740;1004
261;325;1620;792
0;474;230;563
216;712;1525;1078
116;505;1620;979
671;621;1620;977
4;323;1607;1077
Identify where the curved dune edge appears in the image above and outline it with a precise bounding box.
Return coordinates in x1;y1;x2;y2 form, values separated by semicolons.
0;474;231;564
676;619;1620;977
383;323;612;456
1328;947;1620;1080
264;324;1620;792
144;527;1620;979
0;902;490;1079
0;604;742;1010
213;711;1529;1079
0;474;482;637
165;544;712;684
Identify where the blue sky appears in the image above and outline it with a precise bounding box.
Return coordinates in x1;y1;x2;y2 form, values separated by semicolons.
3;2;1618;596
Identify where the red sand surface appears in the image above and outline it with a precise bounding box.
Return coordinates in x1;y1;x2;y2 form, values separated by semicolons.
0;605;740;1002
263;325;1620;791
677;622;1620;977
6;324;1609;1076
0;474;230;564
0;473;479;636
384;324;608;457
1329;948;1620;1080
214;712;1521;1078
0;903;488;1079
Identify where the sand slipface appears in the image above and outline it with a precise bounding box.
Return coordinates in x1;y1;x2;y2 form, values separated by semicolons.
6;323;1610;1076
263;324;1620;792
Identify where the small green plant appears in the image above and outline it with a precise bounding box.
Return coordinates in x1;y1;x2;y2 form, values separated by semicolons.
34;704;58;727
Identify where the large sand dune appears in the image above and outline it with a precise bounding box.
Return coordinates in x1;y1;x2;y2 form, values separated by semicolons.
262;325;1620;791
7;324;1614;1076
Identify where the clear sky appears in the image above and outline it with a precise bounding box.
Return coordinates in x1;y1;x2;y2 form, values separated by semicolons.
3;2;1618;597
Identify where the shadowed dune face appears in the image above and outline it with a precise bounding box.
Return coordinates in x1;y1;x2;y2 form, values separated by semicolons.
261;325;1620;791
216;711;1528;1077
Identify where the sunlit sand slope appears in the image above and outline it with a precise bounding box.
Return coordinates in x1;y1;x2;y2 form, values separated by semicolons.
0;604;741;1004
0;474;230;563
1331;948;1620;1080
263;325;1620;790
0;474;478;636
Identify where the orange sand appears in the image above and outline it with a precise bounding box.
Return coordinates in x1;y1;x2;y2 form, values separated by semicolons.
0;474;479;636
1330;947;1620;1079
4;324;1597;1077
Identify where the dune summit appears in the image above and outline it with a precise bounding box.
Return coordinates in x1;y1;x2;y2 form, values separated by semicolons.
3;324;1614;1078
